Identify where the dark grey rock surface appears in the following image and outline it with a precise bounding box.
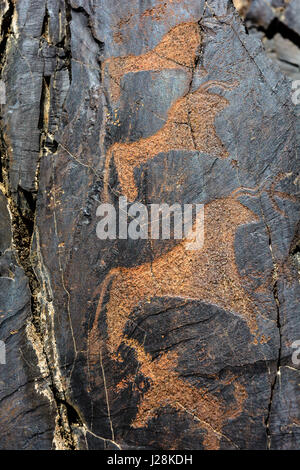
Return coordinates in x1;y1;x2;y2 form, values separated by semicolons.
237;0;300;80
0;0;299;449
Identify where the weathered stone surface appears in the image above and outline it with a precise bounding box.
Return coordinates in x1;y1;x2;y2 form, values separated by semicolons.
234;0;300;80
246;0;275;29
0;188;55;449
0;0;299;450
284;0;300;37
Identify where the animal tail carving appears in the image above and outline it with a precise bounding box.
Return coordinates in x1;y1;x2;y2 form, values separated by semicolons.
88;268;120;361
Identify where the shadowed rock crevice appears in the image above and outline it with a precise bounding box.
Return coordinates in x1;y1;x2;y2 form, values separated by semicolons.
0;1;81;450
263;220;282;449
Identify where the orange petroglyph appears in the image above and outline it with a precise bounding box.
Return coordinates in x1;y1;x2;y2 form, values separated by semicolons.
103;81;233;201
90;198;259;357
114;340;247;449
126;340;247;449
103;22;237;202
89;199;256;448
105;23;201;102
90;18;250;447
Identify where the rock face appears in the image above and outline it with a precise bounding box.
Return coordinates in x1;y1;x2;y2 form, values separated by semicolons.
0;0;299;450
234;0;300;80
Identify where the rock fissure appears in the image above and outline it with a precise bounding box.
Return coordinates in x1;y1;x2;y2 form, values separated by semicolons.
262;216;282;450
0;2;82;450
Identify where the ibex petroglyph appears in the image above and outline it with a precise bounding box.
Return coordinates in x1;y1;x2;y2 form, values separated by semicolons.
89;199;258;447
90;22;249;447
